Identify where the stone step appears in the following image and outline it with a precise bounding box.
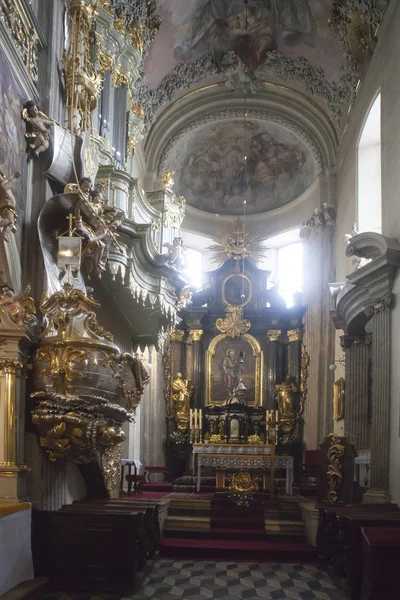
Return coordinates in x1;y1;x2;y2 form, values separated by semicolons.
0;578;49;600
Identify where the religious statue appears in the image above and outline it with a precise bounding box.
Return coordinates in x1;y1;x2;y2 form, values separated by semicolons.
22;100;54;157
0;169;20;241
64;177;92;200
0;284;36;325
275;375;297;433
162;170;175;190
171;372;194;431
163;237;185;271
84;206;124;274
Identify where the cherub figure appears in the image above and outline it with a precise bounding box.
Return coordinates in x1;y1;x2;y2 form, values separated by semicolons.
85;207;123;274
0;284;35;325
22;100;54;158
0;170;20;241
162;170;175;190
163;237;185;271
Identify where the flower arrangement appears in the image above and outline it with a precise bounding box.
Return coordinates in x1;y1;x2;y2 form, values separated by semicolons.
247;434;261;444
209;434;222;444
169;430;187;445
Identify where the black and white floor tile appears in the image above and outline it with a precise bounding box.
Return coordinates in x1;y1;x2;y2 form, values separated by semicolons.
46;559;348;600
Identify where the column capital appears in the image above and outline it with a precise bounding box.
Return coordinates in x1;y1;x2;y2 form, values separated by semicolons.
364;292;395;317
299;203;336;240
188;329;203;343
267;329;281;342
340;334;372;349
170;328;185;342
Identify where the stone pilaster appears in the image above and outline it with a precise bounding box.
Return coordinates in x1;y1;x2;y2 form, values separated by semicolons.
363;296;393;502
340;335;371;451
300;204;336;449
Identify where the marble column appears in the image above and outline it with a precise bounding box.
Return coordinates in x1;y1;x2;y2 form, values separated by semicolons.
300;204;336;449
265;330;281;409
187;329;203;408
340;335;371;451
363;296;392;502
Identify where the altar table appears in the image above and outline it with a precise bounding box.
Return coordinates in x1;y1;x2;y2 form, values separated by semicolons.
193;444;293;496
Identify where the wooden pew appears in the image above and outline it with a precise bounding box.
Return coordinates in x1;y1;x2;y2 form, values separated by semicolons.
361;527;400;600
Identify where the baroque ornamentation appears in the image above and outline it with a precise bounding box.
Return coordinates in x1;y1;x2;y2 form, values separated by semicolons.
157;109;323;176
299;345;310;415
162;340;172;414
0;170;20;241
340;334;372;348
207;218;268;266
275;375;297;435
188;329;203;343
267;330;281;342
364;293;394;317
177;286;192;311
0;284;36;327
229;470;260;493
333;377;345;421
216;305;251;339
0;0;40;81
287;329;302;343
300;204;337;239
326;433;345;503
22;101;54;159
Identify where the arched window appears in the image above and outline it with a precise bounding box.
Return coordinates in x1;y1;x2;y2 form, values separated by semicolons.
357;93;382;234
262;229;303;308
182;248;203;290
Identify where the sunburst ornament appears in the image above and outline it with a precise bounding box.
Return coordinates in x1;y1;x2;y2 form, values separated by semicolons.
207;218;268;265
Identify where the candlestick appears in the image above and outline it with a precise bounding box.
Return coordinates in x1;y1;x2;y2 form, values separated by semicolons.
190;409;193;430
194;409;198;430
276;409;279;422
199;409;202;431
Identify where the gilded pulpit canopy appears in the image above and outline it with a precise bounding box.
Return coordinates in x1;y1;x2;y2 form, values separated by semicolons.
172;372;194;431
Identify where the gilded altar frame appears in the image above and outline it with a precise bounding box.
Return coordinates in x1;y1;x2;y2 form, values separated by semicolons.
205;333;263;407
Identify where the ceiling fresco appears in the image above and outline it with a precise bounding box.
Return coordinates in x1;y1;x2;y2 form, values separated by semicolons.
166;120;318;216
144;0;344;90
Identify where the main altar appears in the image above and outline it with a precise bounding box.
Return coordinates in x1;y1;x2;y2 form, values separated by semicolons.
164;221;308;494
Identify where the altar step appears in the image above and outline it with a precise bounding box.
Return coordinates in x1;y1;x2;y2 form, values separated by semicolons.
159;538;316;562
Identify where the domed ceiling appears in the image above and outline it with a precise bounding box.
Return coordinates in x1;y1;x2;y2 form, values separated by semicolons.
166;120;318;215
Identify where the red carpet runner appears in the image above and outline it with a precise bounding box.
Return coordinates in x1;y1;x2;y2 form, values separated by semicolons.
210;496;266;540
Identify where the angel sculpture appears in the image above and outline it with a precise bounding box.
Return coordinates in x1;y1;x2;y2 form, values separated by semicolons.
0;170;20;241
85;207;124;274
163;237;185;271
22;100;54;158
0;284;36;325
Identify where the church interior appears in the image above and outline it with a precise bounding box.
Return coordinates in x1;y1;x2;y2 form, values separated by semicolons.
1;1;400;599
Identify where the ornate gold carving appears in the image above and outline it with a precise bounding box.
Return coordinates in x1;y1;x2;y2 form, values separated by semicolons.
287;328;302;342
171;373;194;431
97;0;113;12
299;344;309;415
162;170;175;190
0;359;23;372
206;333;263;407
170;328;185;343
207;217;268;265
129;99;144;119
275;375;297;434
0;0;40;81
113;68;130;88
177;285;192;311
267;329;281;342
333;377;345;421
128;19;145;54
188;329;203;343
98;50;114;74
216;305;250;338
100;444;122;497
230;470;260;493
162;341;172;414
326;433;345;503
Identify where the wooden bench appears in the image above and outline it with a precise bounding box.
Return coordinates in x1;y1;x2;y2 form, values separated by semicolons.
362;527;400;600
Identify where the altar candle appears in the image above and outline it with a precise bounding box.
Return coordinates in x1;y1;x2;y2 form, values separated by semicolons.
276;410;279;422
194;409;198;430
199;409;202;430
190;409;193;430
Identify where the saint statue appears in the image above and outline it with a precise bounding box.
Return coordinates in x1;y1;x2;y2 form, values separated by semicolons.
0;169;20;241
275;375;297;421
172;372;194;431
163;237;186;271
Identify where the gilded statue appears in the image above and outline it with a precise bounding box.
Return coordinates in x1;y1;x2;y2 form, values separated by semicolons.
0;284;36;325
22;100;54;157
333;378;345;421
162;170;175;190
0;169;20;241
172;372;194;431
275;375;297;433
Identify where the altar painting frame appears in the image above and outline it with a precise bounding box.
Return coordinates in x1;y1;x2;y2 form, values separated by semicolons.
205;333;263;407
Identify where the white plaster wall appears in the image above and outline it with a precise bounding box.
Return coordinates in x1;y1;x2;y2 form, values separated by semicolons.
334;2;400;504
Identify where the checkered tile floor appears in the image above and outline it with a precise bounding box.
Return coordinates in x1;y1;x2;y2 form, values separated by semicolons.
47;559;348;600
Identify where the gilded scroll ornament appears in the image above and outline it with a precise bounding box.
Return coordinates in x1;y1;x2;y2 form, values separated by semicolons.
229;470;260;493
171;372;194;431
216;305;250;338
275;375;297;434
326;433;345;503
0;0;40;81
333;378;345;421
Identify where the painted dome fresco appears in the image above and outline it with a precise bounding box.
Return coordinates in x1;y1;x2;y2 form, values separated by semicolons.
166;119;318;216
